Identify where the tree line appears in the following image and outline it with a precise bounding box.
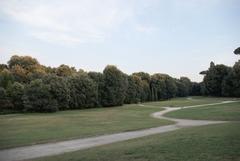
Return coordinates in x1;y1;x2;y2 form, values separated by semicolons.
0;50;239;113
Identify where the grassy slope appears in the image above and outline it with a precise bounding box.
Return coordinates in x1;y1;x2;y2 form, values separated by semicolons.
32;123;240;161
143;96;237;107
0;105;172;149
0;97;237;149
165;102;240;121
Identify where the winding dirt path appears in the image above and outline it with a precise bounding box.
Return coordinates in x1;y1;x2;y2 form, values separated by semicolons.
0;101;236;161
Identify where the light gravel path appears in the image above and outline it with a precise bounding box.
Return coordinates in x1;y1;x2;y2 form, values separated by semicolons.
0;101;237;161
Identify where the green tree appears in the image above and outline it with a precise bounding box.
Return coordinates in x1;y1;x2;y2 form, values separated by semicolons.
221;69;234;97
132;72;151;83
7;82;25;111
8;55;39;69
232;60;240;96
68;73;98;109
150;74;177;100
0;64;8;72
190;82;201;96
0;69;14;88
10;65;28;83
56;64;77;77
43;75;70;110
150;74;166;101
141;80;151;102
165;76;177;98
133;72;151;101
23;79;58;112
175;80;188;97
88;72;104;106
0;87;13;111
8;55;46;82
179;77;192;96
125;75;143;104
203;62;231;96
101;65;127;106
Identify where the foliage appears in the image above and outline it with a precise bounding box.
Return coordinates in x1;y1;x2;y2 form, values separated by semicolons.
23;79;58;112
43;75;70;110
2;54;239;113
88;72;104;106
125;75;143;103
190;82;201;96
0;69;14;88
202;62;231;96
222;60;240;97
150;74;177;101
56;64;77;77
101;65;127;106
8;55;46;83
7;82;25;111
68;73;98;109
176;80;188;97
0;64;8;72
0;87;13;110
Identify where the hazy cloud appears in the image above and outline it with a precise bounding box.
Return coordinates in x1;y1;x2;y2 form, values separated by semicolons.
0;0;135;44
136;25;157;34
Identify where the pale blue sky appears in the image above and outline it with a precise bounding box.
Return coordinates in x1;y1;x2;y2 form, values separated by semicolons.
0;0;239;82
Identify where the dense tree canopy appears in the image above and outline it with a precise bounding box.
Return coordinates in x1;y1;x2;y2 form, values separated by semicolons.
125;75;143;104
1;54;238;113
43;75;70;110
7;82;24;111
23;79;58;112
0;64;8;72
55;64;77;77
0;87;13;111
200;56;239;97
88;72;104;106
101;65;128;106
0;69;14;88
68;73;98;109
221;60;240;97
202;62;231;96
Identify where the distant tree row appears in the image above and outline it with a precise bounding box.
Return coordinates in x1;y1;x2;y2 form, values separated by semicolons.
0;55;200;113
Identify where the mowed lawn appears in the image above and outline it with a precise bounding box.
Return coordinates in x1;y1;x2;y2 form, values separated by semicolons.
31;123;240;161
0;97;238;149
165;101;240;121
0;105;172;149
143;96;238;107
29;97;240;161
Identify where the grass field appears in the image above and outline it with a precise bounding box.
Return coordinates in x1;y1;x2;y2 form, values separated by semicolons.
31;123;240;161
143;96;238;107
0;96;238;150
0;105;172;149
165;101;240;121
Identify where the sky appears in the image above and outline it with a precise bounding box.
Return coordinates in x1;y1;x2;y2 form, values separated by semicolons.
0;0;239;82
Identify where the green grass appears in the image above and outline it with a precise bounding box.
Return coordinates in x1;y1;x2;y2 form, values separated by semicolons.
0;105;172;149
31;123;240;161
0;97;238;149
143;96;237;107
165;102;240;121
